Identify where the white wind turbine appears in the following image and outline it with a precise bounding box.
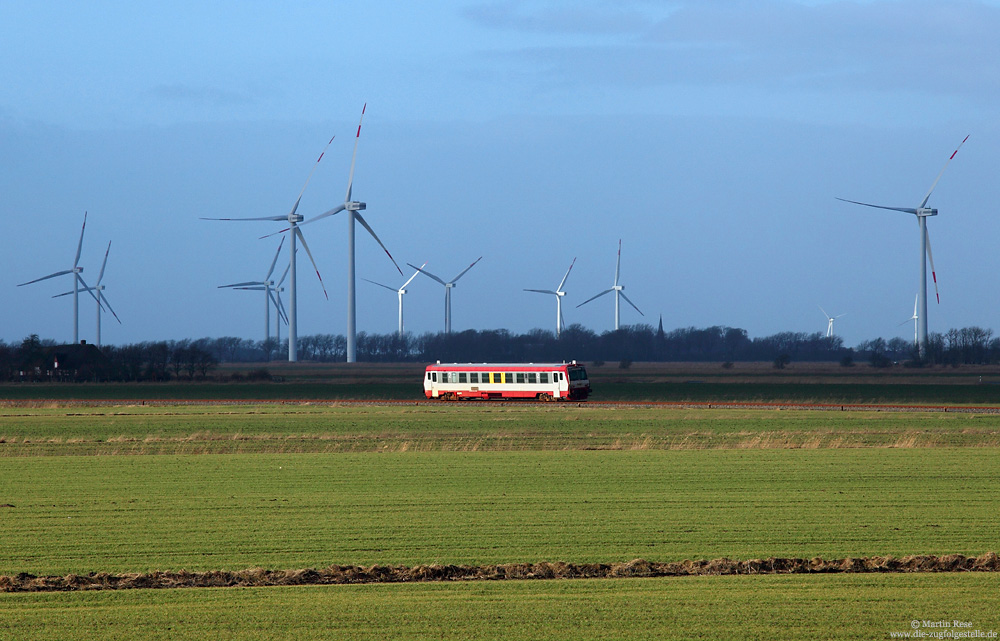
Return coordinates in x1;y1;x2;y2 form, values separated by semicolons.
818;306;845;339
524;257;576;338
577;240;643;330
838;135;968;359
17;212;100;344
203;137;334;361
898;294;919;347
363;262;425;338
295;105;402;363
218;237;288;346
408;257;483;334
53;240;121;347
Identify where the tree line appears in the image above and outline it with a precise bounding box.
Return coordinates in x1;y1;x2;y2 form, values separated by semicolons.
1;324;998;381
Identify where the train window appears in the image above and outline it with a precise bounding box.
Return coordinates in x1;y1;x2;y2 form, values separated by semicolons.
527;372;537;384
432;372;437;383
506;373;514;383
539;372;549;384
516;373;525;384
459;372;467;383
491;373;501;384
481;372;489;383
469;372;478;384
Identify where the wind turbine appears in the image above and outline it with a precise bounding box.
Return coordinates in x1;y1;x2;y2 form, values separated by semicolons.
296;105;402;363
363;262;425;338
203;137;334;361
53;240;121;347
218;237;287;346
408;257;483;334
818;306;845;339
897;294;919;347
17;212;100;344
577;240;643;330
838;135;968;359
524;257;576;338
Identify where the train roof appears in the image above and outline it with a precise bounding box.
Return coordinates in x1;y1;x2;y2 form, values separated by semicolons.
425;362;584;369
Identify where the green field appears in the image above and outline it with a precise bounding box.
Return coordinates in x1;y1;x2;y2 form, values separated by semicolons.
2;401;999;639
2;574;998;641
3;404;1000;455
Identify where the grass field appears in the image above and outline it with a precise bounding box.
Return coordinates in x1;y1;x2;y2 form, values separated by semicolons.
2;574;998;640
2;396;999;638
3;404;1000;455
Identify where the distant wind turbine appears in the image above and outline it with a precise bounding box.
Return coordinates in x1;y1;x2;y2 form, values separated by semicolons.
203;137;334;361
897;295;919;347
818;306;845;339
218;237;288;346
408;257;483;334
524;257;576;338
577;240;643;330
54;240;121;347
363;262;425;338
17;212;100;344
838;135;968;359
295;104;402;363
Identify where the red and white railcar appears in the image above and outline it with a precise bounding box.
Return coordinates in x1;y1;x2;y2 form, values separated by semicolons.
423;361;590;401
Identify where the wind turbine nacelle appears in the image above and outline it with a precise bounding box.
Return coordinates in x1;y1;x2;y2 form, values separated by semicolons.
347;201;366;211
916;207;937;217
289;213;305;223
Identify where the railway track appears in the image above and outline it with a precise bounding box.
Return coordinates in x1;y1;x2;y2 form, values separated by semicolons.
3;398;1000;413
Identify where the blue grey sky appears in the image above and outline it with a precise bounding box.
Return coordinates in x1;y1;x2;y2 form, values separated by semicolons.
3;1;998;350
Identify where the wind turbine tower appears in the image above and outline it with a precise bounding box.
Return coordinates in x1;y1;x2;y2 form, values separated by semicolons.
818;306;845;339
203;138;334;361
363;262;425;338
838;136;968;359
18;212;100;344
408;258;483;333
301;105;402;363
524;258;576;338
577;240;643;330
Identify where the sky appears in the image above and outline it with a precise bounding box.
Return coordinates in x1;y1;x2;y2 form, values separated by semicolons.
2;0;999;352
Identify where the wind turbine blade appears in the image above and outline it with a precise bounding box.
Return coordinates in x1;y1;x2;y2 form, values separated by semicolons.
919;135;969;209
913;294;918;317
274;291;289;324
407;263;447;287
614;240;622;286
451;256;482;283
345;103;366;203
559;305;565;332
400;262;426;289
577;289;614;308
18;269;73;286
298;204;346;228
290;135;336;217
835;198;918;214
268;290;288;324
524;289;558;295
265;236;285;281
76;275;102;307
295;228;328;300
620;291;644;316
818;305;831;321
53;286;96;298
202;215;288;222
278;262;291;288
235;286;267;291
362;277;398;292
835;313;847;319
99;291;121;324
355;212;402;276
925;226;940;304
557;257;576;292
219;281;264;289
74;211;87;268
96;241;111;286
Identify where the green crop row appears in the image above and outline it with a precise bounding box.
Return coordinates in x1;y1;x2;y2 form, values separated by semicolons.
2;448;998;577
2;574;998;640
